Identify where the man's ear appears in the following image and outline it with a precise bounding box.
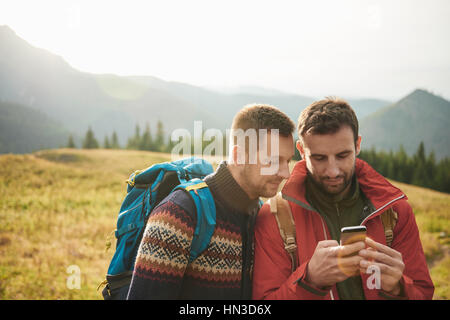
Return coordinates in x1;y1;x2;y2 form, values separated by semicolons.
229;144;245;165
228;144;238;164
296;140;306;159
355;135;362;156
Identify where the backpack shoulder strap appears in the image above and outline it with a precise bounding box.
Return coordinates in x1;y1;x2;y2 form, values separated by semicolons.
269;193;298;272
175;180;216;263
380;207;398;247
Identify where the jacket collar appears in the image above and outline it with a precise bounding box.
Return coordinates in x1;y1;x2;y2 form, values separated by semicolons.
282;158;406;213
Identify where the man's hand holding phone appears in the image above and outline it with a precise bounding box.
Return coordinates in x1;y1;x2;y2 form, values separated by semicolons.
305;238;365;289
339;226;368;277
358;237;405;295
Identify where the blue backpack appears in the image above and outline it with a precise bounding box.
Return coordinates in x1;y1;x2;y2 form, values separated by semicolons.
99;157;216;300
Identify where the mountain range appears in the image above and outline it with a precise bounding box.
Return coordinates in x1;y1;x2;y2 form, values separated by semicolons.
0;25;448;159
361;88;450;160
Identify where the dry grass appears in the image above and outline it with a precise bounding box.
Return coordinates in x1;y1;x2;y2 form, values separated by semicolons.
388;180;450;299
0;149;448;299
0;149;170;299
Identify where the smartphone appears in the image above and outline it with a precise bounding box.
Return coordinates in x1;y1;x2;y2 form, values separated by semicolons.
340;226;367;246
339;226;367;276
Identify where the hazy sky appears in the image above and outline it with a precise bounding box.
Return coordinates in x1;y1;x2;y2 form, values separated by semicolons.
1;0;449;100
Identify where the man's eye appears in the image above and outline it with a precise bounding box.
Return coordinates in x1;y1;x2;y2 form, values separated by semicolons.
263;158;278;165
338;153;349;159
313;156;325;161
270;158;279;165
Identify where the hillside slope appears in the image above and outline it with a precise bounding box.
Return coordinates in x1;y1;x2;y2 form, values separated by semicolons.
360;89;450;159
0;25;221;147
0;101;70;153
1;25;389;154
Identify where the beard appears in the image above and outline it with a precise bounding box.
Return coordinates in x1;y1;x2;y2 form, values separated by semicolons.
260;177;284;198
307;166;355;197
241;165;283;198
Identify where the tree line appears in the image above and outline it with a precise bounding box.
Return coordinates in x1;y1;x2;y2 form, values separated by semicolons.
69;122;226;155
69;127;449;193
358;142;450;193
68;121;174;152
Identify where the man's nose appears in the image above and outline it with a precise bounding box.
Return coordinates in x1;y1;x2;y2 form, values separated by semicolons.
277;161;291;180
324;159;340;178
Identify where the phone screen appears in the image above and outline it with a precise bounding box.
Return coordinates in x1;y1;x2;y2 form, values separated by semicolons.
340;226;367;246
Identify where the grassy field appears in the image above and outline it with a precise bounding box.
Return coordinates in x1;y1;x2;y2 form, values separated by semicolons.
0;148;448;299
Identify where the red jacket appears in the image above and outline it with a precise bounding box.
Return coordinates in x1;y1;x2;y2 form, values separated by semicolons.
253;159;434;300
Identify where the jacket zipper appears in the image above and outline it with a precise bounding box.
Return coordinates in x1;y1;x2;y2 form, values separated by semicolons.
282;193;336;299
335;203;341;232
283;192;406;300
359;194;405;226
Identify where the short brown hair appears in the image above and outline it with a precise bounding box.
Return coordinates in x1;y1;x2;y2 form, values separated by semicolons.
232;103;295;136
297;97;359;143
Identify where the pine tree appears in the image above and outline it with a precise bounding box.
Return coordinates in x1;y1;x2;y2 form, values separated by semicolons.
111;131;120;149
425;151;436;189
412;141;429;187
82;127;99;149
154;120;165;152
164;133;176;153
394;145;409;182
435;158;450;193
67;135;76;148
127;124;141;149
415;141;426;165
386;150;395;179
140;122;153;151
104;136;111;149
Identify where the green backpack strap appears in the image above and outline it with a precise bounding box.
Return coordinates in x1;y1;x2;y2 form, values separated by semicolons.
380;207;398;247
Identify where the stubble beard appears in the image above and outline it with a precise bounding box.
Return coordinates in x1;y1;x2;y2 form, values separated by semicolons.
241;165;283;199
308;165;355;197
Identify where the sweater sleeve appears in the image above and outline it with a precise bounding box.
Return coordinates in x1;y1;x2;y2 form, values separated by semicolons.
127;190;196;300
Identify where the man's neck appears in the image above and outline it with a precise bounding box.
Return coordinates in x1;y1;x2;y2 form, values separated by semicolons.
205;161;260;214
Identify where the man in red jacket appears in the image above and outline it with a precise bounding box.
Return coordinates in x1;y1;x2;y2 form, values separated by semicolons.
253;97;434;300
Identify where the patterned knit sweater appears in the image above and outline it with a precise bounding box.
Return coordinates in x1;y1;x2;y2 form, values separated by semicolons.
127;162;260;300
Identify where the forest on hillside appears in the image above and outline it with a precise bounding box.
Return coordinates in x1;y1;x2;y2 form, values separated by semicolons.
74;125;450;194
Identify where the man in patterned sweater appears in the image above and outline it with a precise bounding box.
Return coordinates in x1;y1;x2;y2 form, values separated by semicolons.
127;104;295;299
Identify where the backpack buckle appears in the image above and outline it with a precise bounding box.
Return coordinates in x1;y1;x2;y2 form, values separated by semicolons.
185;182;208;191
284;236;297;253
